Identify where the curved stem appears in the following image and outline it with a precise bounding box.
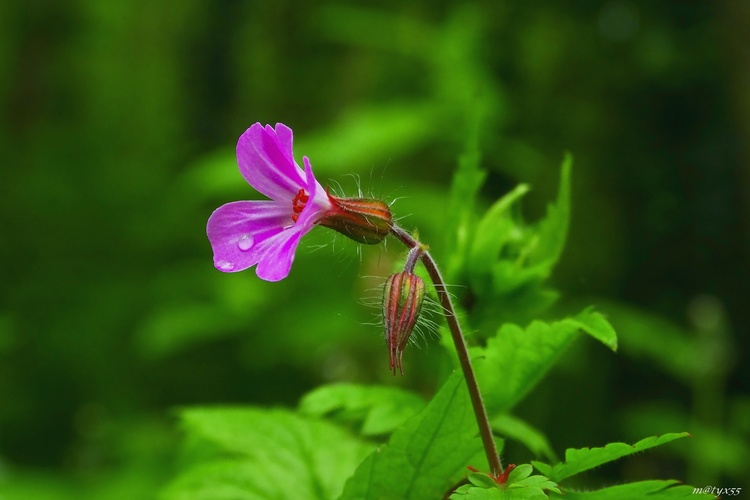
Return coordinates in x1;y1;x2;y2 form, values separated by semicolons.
390;224;503;475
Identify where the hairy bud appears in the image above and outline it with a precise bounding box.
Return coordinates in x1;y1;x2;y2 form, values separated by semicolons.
382;271;425;375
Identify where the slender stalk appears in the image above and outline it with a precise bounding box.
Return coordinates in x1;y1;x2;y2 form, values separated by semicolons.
390;224;503;476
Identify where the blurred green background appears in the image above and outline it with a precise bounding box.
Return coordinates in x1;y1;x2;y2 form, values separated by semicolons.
1;1;748;497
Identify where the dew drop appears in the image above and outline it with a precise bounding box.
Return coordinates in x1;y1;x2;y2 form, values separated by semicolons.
237;234;254;252
216;260;234;271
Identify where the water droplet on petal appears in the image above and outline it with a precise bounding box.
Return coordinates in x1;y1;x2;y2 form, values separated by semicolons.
237;234;254;252
216;260;234;271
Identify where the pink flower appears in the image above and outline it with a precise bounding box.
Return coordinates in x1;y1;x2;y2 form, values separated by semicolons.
206;123;332;282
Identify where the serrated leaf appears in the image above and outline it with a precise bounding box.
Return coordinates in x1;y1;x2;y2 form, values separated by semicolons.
532;433;690;483
169;407;372;500
340;371;484;499
484;153;572;293
449;465;560;500
511;474;561;494
464;155;573;328
451;479;550;500
298;384;426;436
477;308;617;414
475;319;579;414
512;476;560;494
549;479;715;498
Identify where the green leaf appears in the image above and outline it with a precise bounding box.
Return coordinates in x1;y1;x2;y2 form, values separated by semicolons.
511;474;560;494
506;465;560;494
467;472;502;489
159;459;282;500
469;183;531;294
451;485;548;500
450;484;499;499
490;414;557;462
298;384;426;436
477;153;572;294
450;464;559;499
549;479;715;499
477;308;617;414
527;152;572;272
340;371;484;499
532;433;690;483
475;318;579;414
565;307;618;352
463;154;574;328
507;464;533;482
164;407;372;500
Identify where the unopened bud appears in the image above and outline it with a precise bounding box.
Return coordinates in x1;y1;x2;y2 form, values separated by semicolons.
317;190;392;244
382;271;425;375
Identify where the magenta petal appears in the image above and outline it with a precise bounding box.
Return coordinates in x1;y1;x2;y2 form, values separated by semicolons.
304;156;328;206
236;123;306;200
206;200;292;273
254;228;306;282
252;158;330;280
272;123;294;164
209;123;329;281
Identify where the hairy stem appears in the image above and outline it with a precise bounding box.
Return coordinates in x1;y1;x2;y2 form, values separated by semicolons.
390;224;503;475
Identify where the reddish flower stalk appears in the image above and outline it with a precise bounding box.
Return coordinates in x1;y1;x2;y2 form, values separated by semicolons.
390;223;504;476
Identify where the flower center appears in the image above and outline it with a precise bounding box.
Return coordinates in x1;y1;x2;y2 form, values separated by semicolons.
291;188;309;223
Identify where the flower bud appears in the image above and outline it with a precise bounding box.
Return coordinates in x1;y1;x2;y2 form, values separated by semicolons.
382;271;425;375
317;190;392;244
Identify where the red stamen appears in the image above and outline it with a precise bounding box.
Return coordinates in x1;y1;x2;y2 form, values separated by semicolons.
291;189;309;223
